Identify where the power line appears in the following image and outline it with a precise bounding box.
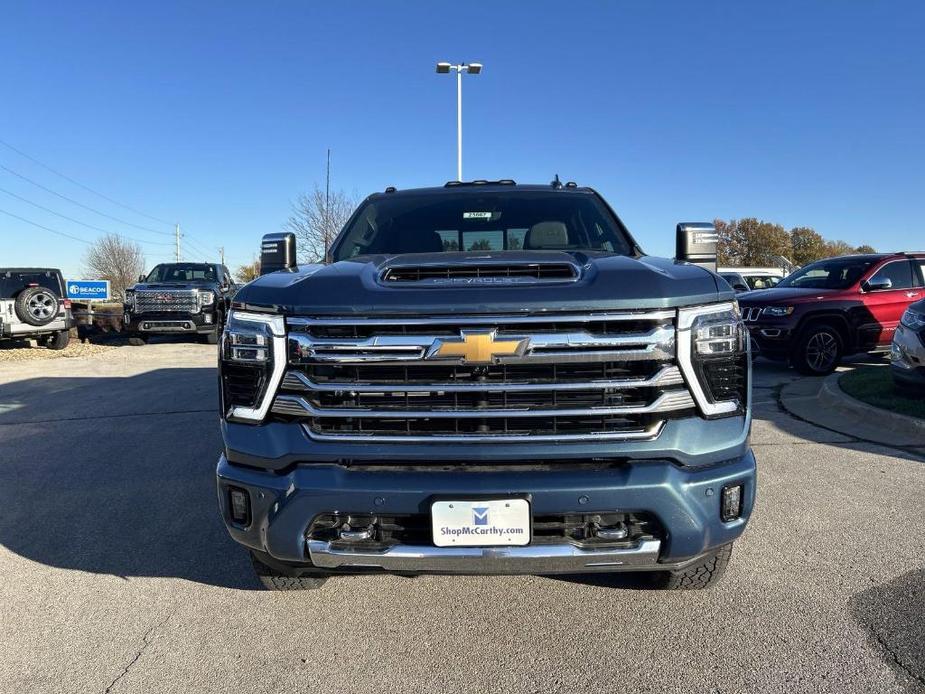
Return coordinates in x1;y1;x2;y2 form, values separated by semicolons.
0;207;91;245
0;186;173;247
0;163;174;237
0;137;174;226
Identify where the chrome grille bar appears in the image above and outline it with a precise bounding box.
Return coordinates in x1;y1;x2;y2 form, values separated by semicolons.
272;390;694;418
280;365;685;393
300;421;665;444
287;310;676;328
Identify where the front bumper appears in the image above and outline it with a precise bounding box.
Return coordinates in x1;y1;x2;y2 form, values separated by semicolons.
891;325;925;387
125;310;215;335
216;449;756;574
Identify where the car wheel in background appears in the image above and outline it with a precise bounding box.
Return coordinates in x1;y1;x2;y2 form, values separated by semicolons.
46;330;70;350
128;336;148;346
792;324;843;375
15;287;59;327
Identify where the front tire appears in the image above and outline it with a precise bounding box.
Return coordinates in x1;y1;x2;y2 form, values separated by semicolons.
250;552;328;591
128;335;147;346
653;544;733;590
792;324;843;375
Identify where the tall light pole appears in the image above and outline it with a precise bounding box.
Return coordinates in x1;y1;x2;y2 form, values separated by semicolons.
436;61;482;181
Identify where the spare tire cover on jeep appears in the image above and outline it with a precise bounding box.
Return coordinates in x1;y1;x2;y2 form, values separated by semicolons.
15;286;59;326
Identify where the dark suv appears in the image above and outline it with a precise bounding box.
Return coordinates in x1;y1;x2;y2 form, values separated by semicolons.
0;267;73;349
739;252;925;374
124;263;236;345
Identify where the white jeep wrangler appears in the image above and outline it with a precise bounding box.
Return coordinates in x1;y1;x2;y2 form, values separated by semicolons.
0;268;73;350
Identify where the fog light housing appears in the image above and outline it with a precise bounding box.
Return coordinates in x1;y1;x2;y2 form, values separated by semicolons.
228;487;251;525
721;484;743;522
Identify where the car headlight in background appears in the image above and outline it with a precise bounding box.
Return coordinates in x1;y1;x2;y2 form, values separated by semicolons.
900;307;925;331
678;302;749;418
198;290;215;307
220;310;286;422
762;306;794;317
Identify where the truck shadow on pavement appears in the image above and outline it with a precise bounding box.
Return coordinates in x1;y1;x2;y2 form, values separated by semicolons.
0;368;261;590
850;568;925;688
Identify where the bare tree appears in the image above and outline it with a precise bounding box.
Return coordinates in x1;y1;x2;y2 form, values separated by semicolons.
283;185;356;263
82;234;145;300
234;257;261;284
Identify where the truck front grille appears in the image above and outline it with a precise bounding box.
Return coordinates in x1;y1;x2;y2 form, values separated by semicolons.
134;289;198;314
272;311;693;442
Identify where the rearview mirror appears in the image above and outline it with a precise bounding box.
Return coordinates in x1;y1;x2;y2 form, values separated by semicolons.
675;223;718;272
864;277;893;292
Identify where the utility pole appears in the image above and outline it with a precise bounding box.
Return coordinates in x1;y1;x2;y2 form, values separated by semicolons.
324;148;331;262
219;246;225;266
175;223;181;262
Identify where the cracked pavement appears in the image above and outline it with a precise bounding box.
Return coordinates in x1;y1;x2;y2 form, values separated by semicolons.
0;342;923;693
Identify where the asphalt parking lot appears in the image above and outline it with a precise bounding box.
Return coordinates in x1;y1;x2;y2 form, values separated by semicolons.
0;342;923;694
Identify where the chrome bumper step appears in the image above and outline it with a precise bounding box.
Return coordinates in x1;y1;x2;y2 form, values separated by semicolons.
307;539;662;574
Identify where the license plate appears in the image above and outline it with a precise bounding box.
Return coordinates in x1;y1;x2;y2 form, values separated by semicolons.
431;499;530;547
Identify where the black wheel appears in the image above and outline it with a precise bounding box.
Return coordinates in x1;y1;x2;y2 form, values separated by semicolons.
792;324;843;375
14;287;59;327
250;552;328;591
46;331;70;350
653;544;733;590
128;336;148;346
202;327;220;345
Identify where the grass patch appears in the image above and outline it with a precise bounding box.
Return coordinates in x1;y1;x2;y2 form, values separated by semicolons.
839;366;925;420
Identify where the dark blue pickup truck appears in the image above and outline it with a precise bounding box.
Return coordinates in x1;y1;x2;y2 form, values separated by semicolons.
216;181;755;590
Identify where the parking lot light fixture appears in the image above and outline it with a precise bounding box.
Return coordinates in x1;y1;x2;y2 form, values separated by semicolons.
435;61;483;181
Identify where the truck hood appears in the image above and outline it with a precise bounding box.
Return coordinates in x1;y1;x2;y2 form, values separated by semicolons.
234;251;729;315
738;286;840;304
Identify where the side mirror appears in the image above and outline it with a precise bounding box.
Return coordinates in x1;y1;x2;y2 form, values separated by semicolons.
138;274;146;283
863;277;893;292
733;283;750;293
676;222;718;272
260;232;297;275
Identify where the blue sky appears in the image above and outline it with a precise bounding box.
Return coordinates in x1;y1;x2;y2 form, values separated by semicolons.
1;1;923;278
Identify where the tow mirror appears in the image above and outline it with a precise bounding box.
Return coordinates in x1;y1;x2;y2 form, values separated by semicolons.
863;277;892;292
260;232;297;275
676;223;718;272
137;274;146;283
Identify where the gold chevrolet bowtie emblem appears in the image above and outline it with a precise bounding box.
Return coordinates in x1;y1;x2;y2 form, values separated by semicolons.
429;330;527;363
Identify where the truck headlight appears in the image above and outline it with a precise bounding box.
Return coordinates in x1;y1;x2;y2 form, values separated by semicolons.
198;290;215;307
678;302;749;418
220;310;286;422
124;291;134;308
762;306;793;317
900;307;925;331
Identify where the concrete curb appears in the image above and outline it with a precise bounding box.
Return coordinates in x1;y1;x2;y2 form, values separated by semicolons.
780;371;925;447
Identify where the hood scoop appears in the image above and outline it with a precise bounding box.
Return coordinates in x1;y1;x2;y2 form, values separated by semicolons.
381;261;579;286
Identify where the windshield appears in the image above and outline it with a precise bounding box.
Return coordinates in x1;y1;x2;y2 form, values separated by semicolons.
777;257;876;290
332;190;636;261
0;270;62;298
744;275;781;290
145;264;216;283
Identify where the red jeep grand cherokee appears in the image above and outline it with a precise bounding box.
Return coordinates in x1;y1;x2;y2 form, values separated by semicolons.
739;252;925;374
